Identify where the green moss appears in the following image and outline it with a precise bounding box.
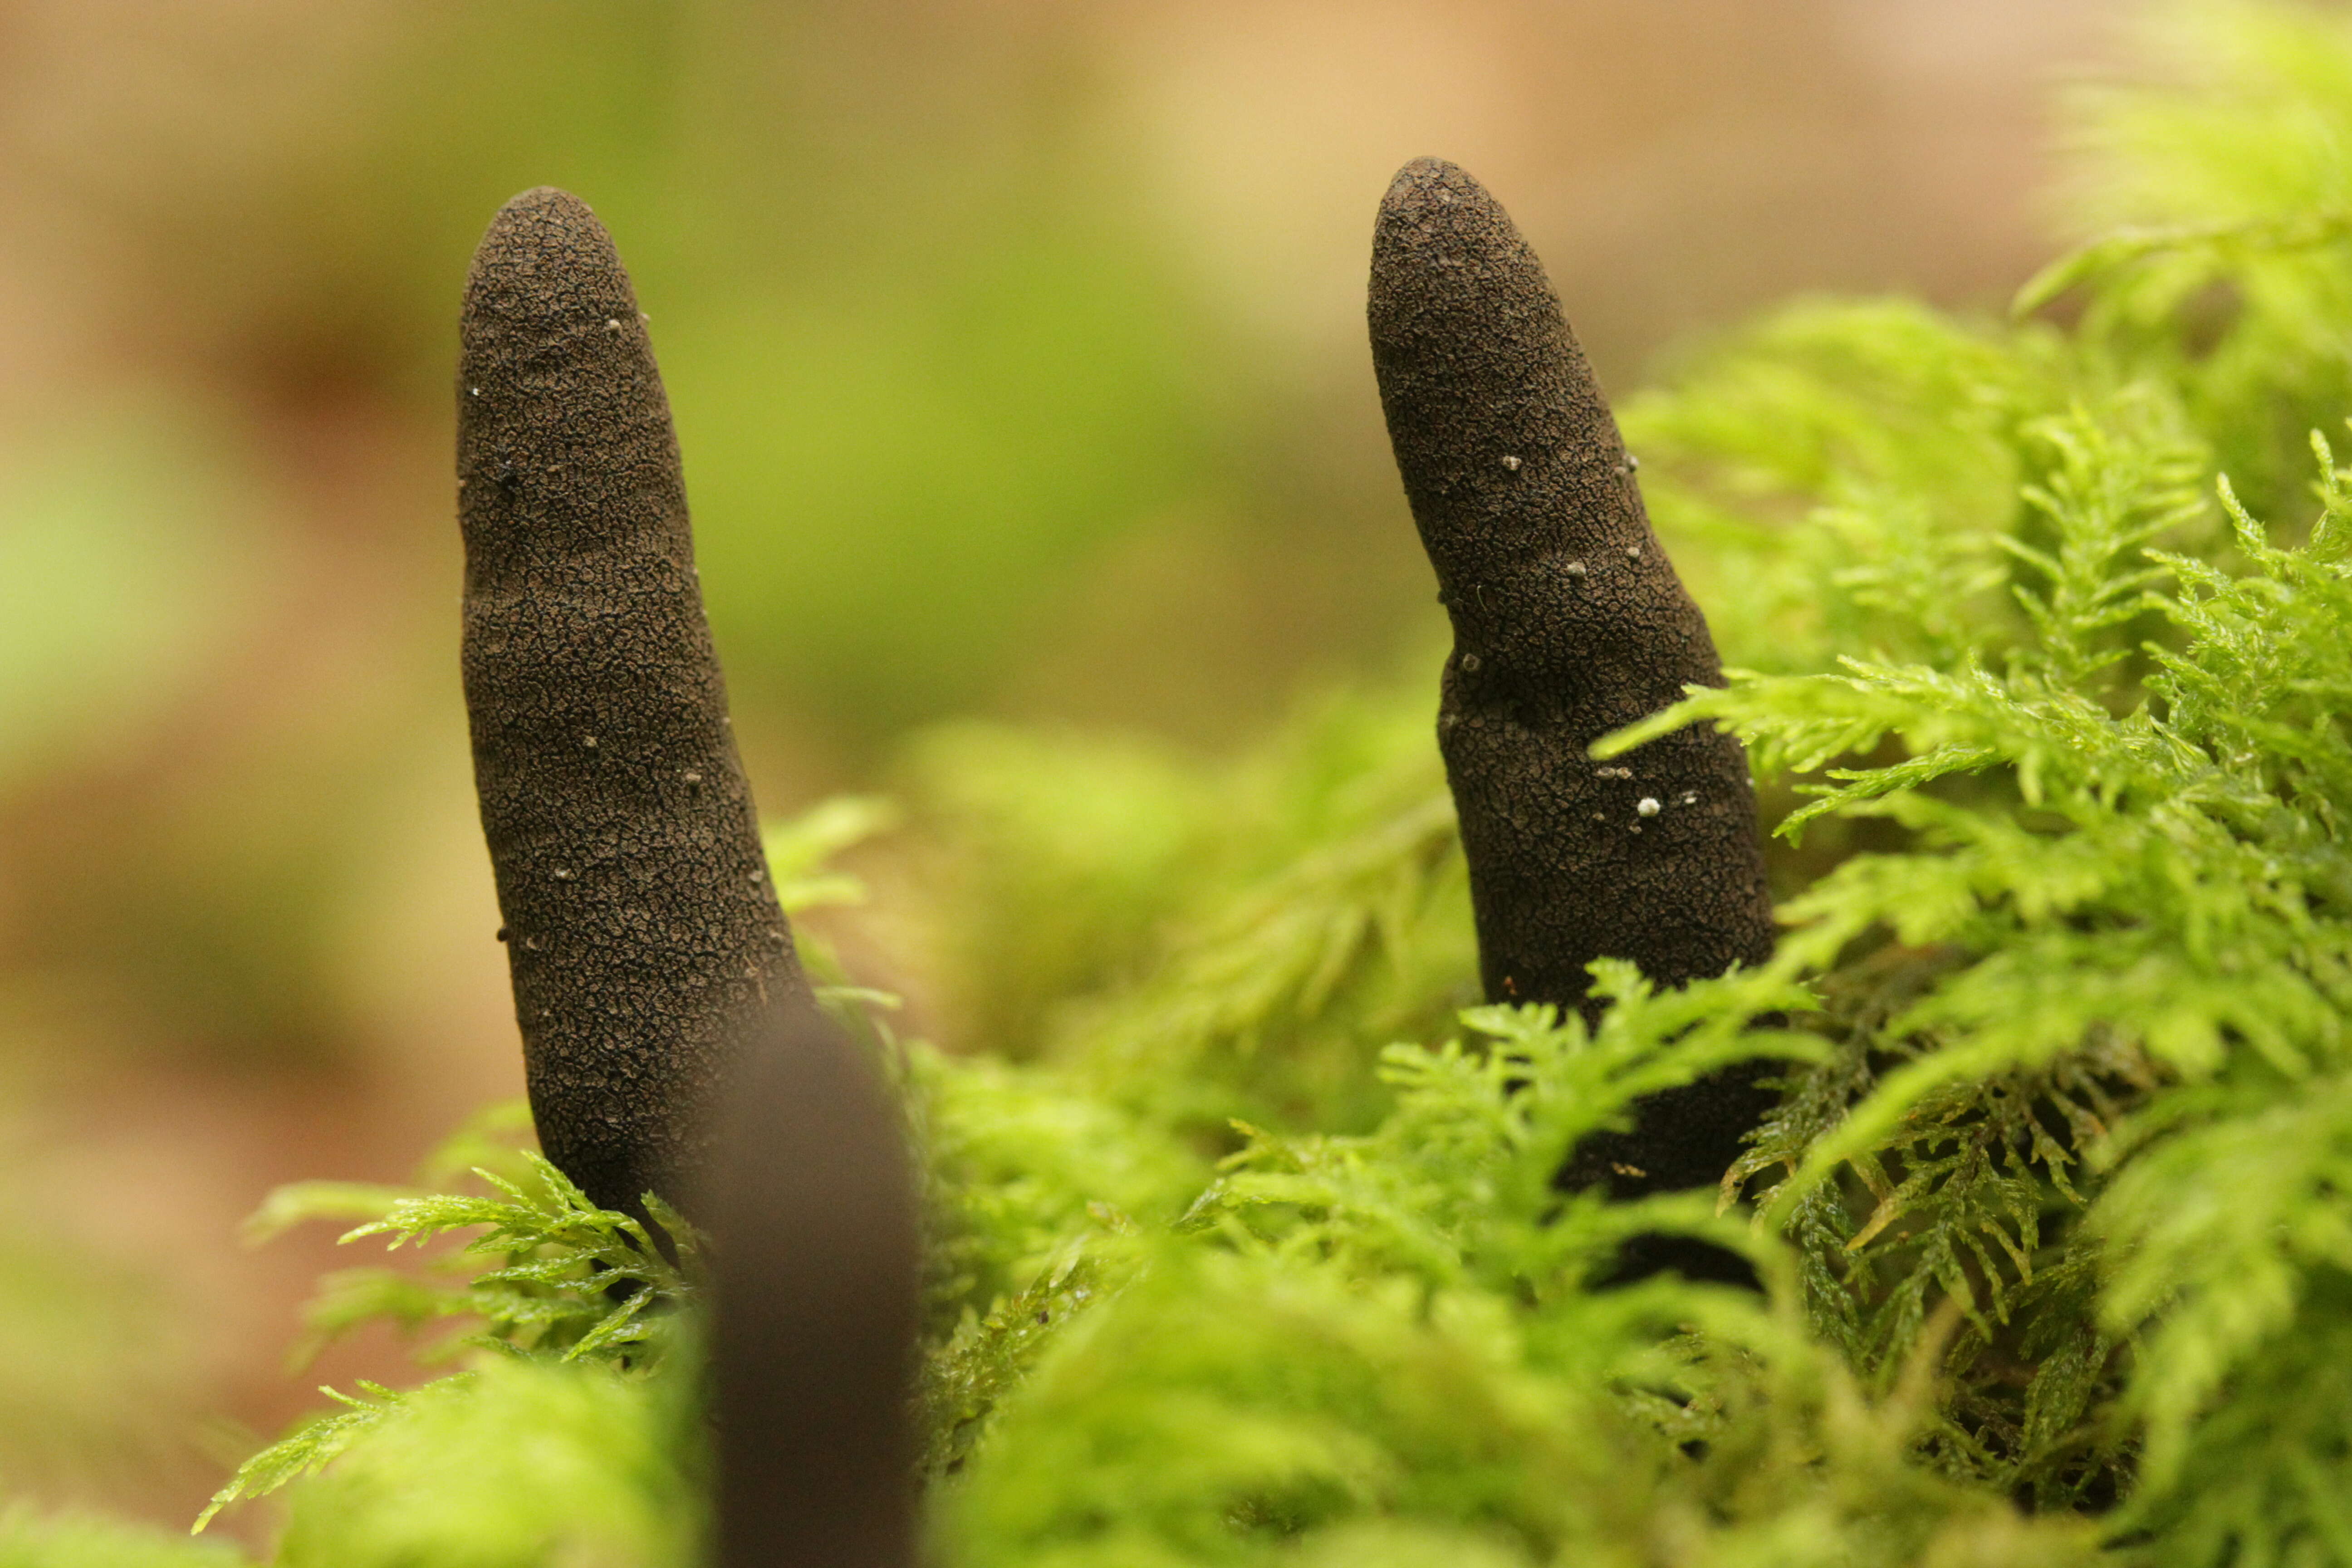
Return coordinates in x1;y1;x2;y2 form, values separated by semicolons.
0;1513;249;1568
270;1362;701;1568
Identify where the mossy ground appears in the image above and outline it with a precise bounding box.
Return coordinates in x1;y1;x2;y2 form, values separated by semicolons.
17;2;2352;1563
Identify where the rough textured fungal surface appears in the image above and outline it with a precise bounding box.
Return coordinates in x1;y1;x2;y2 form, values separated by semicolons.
458;186;806;1218
710;1002;918;1568
1368;157;1777;1206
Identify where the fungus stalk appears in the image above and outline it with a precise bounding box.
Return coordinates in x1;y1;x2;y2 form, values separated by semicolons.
1368;158;1778;1203
709;1001;919;1568
458;187;808;1217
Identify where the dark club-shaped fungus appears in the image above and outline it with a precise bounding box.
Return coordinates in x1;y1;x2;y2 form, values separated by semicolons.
709;1001;920;1568
458;187;808;1218
1368;157;1778;1208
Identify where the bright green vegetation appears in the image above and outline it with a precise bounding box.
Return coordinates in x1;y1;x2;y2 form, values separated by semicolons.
17;0;2352;1561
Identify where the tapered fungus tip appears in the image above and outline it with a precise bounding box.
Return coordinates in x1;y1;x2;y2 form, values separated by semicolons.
1371;157;1530;275
478;185;604;248
505;183;588;212
462;187;628;327
456;180;659;561
1379;156;1484;211
1368;157;1604;597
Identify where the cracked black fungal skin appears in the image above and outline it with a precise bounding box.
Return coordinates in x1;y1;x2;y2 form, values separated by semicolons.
1369;157;1778;1215
459;186;808;1218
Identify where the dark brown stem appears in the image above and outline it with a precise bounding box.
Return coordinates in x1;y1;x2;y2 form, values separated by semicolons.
710;1002;918;1568
1368;157;1777;1203
458;186;808;1217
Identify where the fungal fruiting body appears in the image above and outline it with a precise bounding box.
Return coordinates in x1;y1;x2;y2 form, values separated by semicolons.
710;1002;918;1568
458;187;807;1218
1368;158;1778;1206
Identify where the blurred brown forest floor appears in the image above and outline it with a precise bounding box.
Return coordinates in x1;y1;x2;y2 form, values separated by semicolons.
0;0;2131;1539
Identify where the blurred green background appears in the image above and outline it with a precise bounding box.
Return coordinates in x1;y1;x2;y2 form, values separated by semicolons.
0;0;2139;1539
